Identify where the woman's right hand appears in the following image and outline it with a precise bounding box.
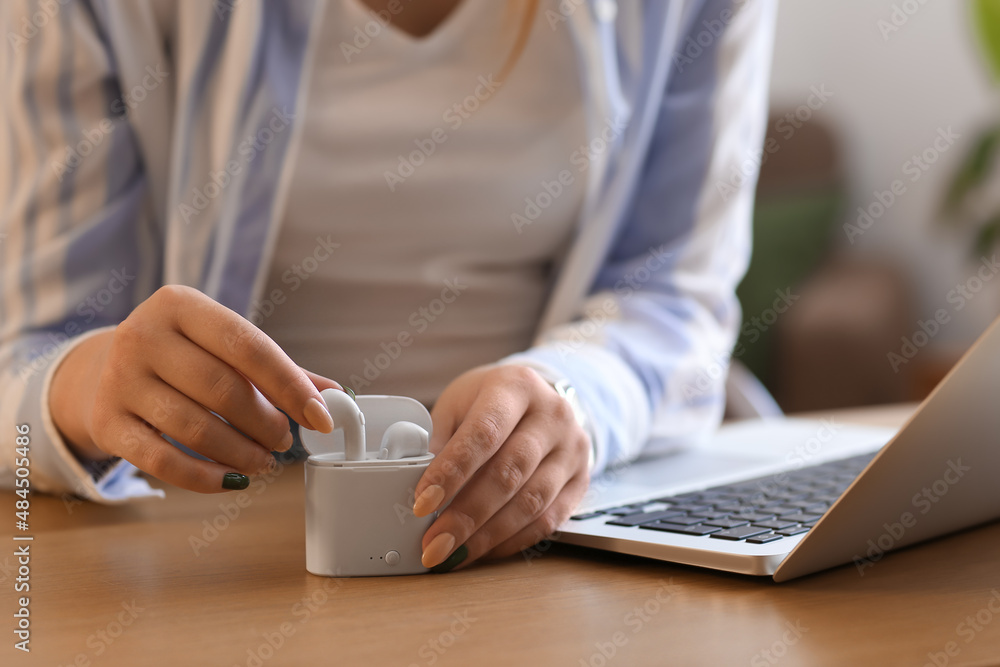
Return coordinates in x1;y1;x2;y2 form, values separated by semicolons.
49;285;339;493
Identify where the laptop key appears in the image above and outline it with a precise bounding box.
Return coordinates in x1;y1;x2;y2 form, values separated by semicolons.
746;533;784;544
732;511;776;522
570;512;604;521
713;493;752;502
711;503;744;513
690;510;730;520
603;506;646;516
751;498;787;509
775;525;810;537
659;514;708;526
667;504;713;514
703;517;751;529
787;499;826;510
641;502;674;512
709;525;772;541
766;491;811;502
779;513;823;524
605;510;686;527
771;506;806;516
640;522;721;536
752;519;799;531
652;492;710;504
693;491;730;502
798;503;830;514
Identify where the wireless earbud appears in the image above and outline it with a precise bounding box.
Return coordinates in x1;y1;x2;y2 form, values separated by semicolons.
378;421;429;460
320;388;366;461
317;388;428;462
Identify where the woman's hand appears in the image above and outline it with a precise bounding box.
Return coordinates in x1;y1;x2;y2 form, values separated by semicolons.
415;364;591;571
50;285;341;492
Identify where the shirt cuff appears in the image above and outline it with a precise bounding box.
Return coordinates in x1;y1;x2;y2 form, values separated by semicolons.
35;326;164;503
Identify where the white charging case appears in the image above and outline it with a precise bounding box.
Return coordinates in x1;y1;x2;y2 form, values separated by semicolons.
301;395;435;577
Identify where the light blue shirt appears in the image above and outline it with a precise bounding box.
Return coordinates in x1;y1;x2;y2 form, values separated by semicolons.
0;0;776;501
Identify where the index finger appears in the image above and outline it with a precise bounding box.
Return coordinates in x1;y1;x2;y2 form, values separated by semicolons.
162;286;334;433
414;386;530;517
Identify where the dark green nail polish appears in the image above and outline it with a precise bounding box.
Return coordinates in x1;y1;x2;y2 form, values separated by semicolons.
222;472;249;490
431;544;468;574
344;386;356;402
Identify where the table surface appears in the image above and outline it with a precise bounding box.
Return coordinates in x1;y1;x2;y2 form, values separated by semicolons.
6;403;1000;667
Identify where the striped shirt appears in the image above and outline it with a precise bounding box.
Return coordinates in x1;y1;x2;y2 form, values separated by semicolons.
0;0;776;501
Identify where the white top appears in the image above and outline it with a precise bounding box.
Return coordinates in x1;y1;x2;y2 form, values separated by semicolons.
262;0;586;405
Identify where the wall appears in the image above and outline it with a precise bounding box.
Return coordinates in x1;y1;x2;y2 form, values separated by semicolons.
768;0;1000;345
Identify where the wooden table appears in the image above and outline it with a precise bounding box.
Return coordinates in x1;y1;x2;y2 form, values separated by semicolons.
6;403;1000;666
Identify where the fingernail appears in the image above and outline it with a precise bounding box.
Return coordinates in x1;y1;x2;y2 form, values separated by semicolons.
431;544;468;574
277;430;294;452
222;472;249;490
343;386;356;402
304;397;334;434
413;485;445;517
421;532;456;568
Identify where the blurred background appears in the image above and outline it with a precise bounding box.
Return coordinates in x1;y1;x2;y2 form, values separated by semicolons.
735;0;1000;413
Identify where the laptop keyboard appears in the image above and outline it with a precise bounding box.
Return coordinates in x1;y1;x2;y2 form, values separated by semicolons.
570;452;877;545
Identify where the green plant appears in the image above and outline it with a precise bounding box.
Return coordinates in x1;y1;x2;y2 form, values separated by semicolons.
942;0;1000;255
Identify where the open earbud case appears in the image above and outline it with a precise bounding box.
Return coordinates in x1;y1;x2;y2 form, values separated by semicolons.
300;389;436;576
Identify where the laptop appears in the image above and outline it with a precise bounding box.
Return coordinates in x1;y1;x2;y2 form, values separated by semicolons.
556;316;1000;581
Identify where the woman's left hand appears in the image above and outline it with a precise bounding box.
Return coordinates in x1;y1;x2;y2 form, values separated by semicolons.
414;364;591;571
